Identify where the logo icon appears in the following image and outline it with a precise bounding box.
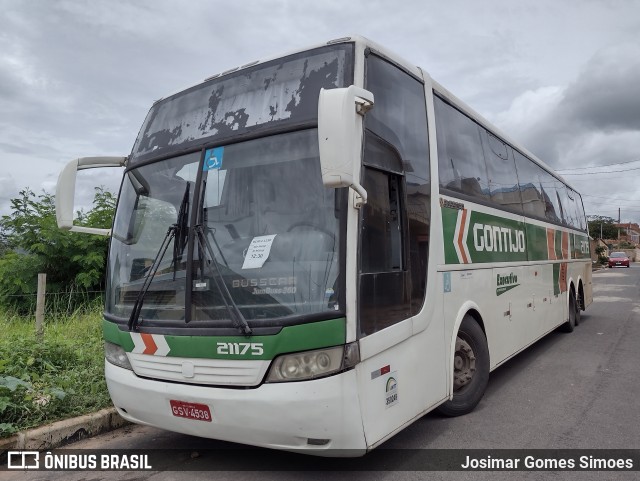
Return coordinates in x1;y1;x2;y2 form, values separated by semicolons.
203;147;224;171
8;451;39;470
496;272;520;296
385;376;398;408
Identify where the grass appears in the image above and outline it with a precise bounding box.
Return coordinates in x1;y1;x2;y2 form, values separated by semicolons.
0;302;111;437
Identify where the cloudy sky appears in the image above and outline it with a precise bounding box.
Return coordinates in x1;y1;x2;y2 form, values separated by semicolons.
2;0;639;225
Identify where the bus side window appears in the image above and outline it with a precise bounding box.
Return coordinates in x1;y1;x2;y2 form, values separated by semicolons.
434;96;489;202
574;190;587;231
513;151;546;220
539;171;563;224
480;129;523;214
559;185;583;230
359;167;411;335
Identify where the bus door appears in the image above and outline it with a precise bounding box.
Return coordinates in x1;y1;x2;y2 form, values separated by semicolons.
353;52;445;446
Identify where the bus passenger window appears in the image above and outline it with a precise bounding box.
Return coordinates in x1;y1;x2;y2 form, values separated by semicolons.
434;96;489;202
513;151;546;220
480;129;522;214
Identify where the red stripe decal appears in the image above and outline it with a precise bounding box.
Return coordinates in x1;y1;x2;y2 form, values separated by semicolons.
457;209;469;264
559;263;568;293
140;333;158;355
547;229;557;260
561;232;569;260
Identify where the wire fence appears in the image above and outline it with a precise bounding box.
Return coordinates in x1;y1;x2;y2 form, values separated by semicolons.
1;288;106;317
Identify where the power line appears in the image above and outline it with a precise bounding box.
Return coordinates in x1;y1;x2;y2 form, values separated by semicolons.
582;193;639;202
557;159;640;172
581;195;640;207
561;166;640;176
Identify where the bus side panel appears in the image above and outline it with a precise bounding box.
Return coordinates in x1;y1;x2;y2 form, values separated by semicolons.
582;261;593;308
441;268;504;371
355;307;446;448
492;266;531;362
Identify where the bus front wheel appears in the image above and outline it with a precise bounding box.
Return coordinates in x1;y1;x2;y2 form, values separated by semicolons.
437;315;490;417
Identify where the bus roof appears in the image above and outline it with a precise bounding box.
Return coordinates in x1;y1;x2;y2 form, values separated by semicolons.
151;34;576;192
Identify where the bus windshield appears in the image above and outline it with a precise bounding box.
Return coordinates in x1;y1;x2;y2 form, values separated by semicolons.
106;129;344;327
130;44;353;164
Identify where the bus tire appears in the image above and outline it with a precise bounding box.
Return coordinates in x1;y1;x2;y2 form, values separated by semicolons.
575;289;582;326
560;289;578;333
437;315;489;417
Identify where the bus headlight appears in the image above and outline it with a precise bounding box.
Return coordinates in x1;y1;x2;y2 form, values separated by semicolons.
105;342;133;370
266;342;359;382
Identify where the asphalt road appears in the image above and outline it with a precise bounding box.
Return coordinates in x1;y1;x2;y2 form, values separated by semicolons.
3;265;639;480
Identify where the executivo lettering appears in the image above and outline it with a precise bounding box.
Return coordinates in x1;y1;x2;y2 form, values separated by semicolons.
496;272;520;296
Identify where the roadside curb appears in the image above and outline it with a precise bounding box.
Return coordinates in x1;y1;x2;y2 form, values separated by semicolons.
0;408;129;454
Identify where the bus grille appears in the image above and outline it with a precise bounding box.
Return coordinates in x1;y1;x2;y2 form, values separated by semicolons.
127;353;269;387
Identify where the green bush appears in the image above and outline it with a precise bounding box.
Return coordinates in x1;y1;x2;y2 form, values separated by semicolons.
0;187;115;314
616;241;636;249
594;245;608;265
0;308;110;437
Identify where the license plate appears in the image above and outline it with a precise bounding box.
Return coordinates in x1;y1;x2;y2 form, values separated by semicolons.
170;400;212;422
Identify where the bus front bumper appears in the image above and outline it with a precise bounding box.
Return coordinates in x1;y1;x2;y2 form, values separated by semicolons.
105;360;367;455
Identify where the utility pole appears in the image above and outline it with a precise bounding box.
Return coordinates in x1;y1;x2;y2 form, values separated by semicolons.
618;208;621;241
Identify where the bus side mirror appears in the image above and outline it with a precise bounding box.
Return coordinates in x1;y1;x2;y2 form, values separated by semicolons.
56;156;127;236
318;86;374;207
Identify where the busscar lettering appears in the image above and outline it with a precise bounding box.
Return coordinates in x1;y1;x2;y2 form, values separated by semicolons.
473;223;525;253
232;277;296;288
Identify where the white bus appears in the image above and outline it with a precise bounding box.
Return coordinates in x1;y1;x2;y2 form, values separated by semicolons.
56;36;592;455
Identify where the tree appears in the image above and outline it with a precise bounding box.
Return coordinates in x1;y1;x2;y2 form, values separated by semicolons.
0;187;116;313
587;215;618;239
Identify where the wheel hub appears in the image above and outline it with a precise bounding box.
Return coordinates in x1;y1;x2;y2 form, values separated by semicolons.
453;337;476;391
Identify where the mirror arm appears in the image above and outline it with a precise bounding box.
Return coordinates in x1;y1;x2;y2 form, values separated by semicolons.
351;92;371;208
350;182;367;208
56;156;127;236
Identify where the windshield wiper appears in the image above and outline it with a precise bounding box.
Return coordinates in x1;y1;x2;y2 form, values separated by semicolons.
194;224;252;336
173;182;190;279
128;224;177;331
128;182;191;331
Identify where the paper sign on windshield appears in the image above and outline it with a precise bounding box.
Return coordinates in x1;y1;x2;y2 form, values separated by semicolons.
242;235;277;269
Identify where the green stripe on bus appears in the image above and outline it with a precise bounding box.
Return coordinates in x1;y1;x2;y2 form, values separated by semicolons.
463;211;528;263
441;205;591;264
102;317;346;360
524;223;548;261
570;233;591;259
103;320;135;351
441;206;460;264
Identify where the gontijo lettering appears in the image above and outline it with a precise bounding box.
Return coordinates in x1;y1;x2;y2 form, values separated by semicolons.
473;223;526;253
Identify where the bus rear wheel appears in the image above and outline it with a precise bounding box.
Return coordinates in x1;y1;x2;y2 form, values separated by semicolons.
560;289;578;333
437;315;489;417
